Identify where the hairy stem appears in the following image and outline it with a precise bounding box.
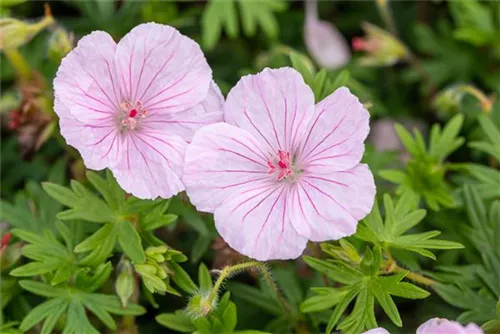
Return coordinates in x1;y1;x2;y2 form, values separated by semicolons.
207;261;292;316
207;261;262;306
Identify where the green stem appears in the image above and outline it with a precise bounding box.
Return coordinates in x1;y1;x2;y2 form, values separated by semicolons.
375;0;397;35
459;85;493;113
207;261;262;306
259;264;292;315
384;249;436;287
392;264;436;286
3;48;31;80
207;261;292;316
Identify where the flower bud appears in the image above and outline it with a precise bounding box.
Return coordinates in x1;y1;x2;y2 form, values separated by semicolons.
48;27;73;63
186;293;215;318
352;22;409;67
115;259;135;307
0;4;54;51
432;85;465;120
304;0;350;69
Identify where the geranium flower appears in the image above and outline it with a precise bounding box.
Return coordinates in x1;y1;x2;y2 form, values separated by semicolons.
54;23;223;199
183;67;375;261
362;328;389;334
417;318;483;334
304;0;351;69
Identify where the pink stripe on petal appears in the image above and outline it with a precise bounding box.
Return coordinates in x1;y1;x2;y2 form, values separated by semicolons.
224;68;315;154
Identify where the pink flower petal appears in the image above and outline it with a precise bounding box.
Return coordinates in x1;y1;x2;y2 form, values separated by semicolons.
114;22;211;113
362;328;390;334
215;184;308;261
54;31;120;124
298;87;369;171
111;130;186;199
417;318;484;334
55;99;120;170
290;164;375;241
142;81;224;142
183;123;271;212
224;67;315;153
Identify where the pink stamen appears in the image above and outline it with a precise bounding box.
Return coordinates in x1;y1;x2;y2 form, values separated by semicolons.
129;109;138;118
268;150;294;181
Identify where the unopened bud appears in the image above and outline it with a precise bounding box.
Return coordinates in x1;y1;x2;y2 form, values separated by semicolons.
48;27;73;63
352;22;409;67
145;245;168;257
432;85;465;120
186;293;215;318
116;259;135;307
0;4;54;51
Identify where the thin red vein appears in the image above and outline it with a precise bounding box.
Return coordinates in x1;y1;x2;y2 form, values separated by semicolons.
136;32;177;103
304;136;352;163
299;114;347;163
304;175;348;187
80;62;117;109
253;186;285;249
301;179;356;222
242;186;282;224
228;184;277;215
217;148;267;167
254;76;282;150
138;132;183;157
87;129;115;147
133;133;174;171
297;108;326;160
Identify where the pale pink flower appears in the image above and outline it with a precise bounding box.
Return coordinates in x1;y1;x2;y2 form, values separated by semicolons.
362;328;390;334
417;318;483;334
54;23;223;199
183;67;375;261
304;0;351;69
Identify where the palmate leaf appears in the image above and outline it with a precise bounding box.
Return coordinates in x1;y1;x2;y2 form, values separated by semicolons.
434;186;500;325
9;228;74;282
18;280;145;334
380;115;464;210
302;257;429;334
469;115;500;162
201;0;287;50
356;192;463;259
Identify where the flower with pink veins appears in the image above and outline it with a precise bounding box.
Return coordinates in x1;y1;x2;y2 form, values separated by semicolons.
362;328;390;334
417;318;483;334
54;23;223;199
183;67;376;261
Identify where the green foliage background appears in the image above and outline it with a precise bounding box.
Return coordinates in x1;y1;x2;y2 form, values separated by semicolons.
0;1;499;334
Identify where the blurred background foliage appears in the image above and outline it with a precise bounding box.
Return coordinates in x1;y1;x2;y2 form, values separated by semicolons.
0;1;499;333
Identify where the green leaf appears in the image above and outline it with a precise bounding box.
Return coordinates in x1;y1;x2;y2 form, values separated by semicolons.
228;282;282;316
43;181;118;223
300;288;347;313
81;297;116;330
369;278;402;327
118;221;145;264
0;0;28;7
20;298;67;332
18;280;67;298
169;262;197;294
40;299;68;334
222;302;238;333
156;311;195;333
198;263;213;292
289;51;315;85
303;256;364;284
